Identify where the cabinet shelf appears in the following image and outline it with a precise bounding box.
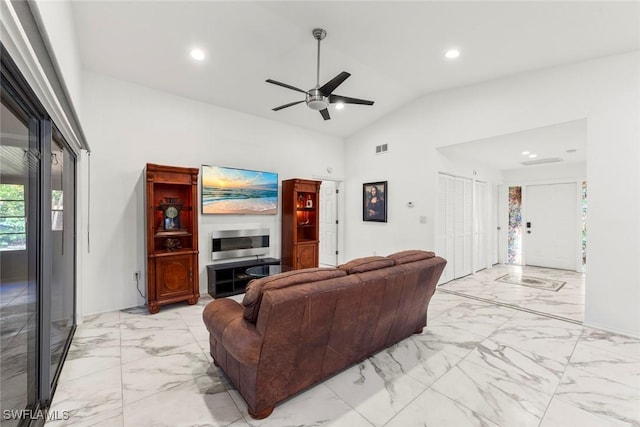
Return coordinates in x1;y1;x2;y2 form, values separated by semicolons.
154;230;192;238
151;249;196;258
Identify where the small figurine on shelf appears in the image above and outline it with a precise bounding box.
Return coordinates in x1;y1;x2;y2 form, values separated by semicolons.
164;238;182;251
306;194;313;208
297;194;305;209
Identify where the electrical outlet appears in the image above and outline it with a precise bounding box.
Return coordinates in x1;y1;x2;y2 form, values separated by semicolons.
133;271;141;281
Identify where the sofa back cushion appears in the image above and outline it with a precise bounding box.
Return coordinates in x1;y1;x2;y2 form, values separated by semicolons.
387;250;435;265
242;268;347;323
338;256;395;274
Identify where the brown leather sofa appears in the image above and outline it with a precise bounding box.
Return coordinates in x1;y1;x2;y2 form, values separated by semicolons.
202;250;446;419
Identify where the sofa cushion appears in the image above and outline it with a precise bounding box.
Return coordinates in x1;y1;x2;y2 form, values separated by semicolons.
242;268;347;323
387;250;435;265
338;256;395;274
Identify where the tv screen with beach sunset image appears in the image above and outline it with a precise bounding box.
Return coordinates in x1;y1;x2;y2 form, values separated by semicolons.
201;165;278;214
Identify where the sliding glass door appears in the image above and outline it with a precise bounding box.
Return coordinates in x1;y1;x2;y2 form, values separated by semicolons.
1;48;77;426
0;71;40;427
49;134;76;389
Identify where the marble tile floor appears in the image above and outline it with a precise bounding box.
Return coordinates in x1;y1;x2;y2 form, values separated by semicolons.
45;271;639;427
439;264;585;323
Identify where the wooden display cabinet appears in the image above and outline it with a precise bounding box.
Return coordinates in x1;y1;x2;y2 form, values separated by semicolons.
145;163;199;313
281;178;321;269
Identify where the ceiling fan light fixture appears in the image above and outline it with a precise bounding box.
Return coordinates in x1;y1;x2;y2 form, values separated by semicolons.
335;102;345;110
306;89;329;110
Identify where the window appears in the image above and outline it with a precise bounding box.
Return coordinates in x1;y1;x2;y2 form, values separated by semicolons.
52;189;63;231
0;183;26;250
507;186;522;264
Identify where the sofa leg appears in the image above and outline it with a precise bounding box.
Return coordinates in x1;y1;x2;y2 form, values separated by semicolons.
414;327;424;334
249;406;274;419
212;357;219;367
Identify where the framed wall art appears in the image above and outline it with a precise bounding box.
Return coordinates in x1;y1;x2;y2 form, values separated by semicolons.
363;181;387;222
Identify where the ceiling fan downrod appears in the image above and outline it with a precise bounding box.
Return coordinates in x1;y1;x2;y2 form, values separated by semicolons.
313;28;327;88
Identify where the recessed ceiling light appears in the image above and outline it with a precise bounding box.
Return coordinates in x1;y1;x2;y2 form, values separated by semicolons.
521;151;530;155
528;154;538;158
335;102;345;110
190;48;205;61
445;49;460;59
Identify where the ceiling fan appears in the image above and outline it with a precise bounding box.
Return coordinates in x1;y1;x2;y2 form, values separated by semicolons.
266;28;374;120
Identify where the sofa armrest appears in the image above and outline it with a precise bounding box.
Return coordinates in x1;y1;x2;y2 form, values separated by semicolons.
202;298;262;366
221;317;262;365
203;298;244;339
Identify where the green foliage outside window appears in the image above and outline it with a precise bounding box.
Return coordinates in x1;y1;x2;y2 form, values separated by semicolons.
0;184;26;251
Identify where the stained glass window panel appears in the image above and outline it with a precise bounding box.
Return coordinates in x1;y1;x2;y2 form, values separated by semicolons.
508;186;522;264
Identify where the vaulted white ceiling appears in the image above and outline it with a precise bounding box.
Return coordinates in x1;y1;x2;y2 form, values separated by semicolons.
70;1;639;144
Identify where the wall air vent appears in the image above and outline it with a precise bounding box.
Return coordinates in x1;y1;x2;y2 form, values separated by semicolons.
521;157;563;166
375;143;388;154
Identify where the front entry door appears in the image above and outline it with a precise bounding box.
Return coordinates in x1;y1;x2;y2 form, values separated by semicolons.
525;183;578;270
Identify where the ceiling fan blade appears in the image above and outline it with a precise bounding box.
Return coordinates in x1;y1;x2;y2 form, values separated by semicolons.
318;72;351;95
272;100;305;111
319;108;331;120
266;79;309;94
329;94;374;106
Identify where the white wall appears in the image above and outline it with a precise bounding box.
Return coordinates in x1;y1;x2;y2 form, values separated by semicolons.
32;0;83;117
345;52;640;337
80;71;344;315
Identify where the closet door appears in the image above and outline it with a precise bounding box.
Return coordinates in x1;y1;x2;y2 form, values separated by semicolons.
474;181;489;272
436;174;454;283
454;177;473;278
436;174;473;283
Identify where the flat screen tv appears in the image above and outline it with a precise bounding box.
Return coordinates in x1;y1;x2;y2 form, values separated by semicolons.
201;165;278;215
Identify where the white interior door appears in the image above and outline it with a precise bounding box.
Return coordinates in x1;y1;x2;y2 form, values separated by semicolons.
454;177;473;278
473;181;488;272
436;174;454;283
436;174;473;283
319;180;338;266
525;183;578;270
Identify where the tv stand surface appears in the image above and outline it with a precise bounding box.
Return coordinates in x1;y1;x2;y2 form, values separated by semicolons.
207;257;280;298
